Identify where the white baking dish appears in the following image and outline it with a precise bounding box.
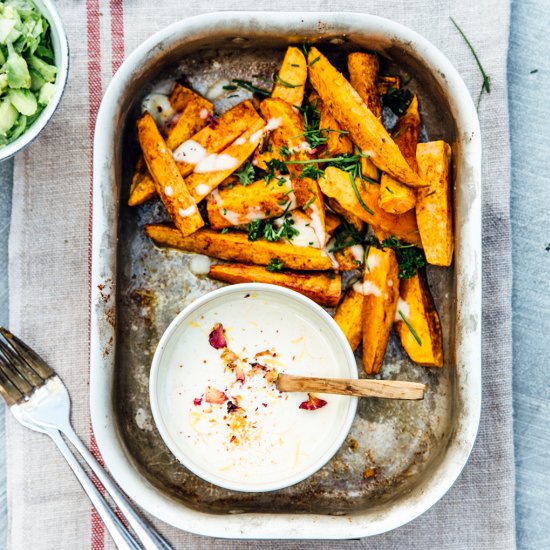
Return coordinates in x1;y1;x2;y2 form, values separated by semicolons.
90;11;481;539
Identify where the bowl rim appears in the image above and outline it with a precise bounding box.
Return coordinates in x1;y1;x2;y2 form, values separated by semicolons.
91;10;482;539
0;0;70;161
149;283;359;493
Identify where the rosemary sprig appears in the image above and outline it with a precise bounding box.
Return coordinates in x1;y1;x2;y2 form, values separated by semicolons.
450;17;491;109
231;79;271;97
398;310;422;346
274;75;301;88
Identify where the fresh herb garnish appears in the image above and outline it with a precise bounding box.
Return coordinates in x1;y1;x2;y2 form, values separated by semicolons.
385;186;395;194
279;145;291;158
222;84;238;91
299;163;324;180
329;219;365;253
450;17;491;109
366;235;426;279
398;310;422;346
303;194;317;209
248;219;262;241
266;257;284;272
247;214;299;243
231;79;271;97
263;158;289;184
530;69;539;74
308;55;321;67
235;161;255;186
220;228;230;234
274;75;301;88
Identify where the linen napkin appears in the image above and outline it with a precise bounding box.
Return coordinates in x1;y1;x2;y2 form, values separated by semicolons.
7;0;514;548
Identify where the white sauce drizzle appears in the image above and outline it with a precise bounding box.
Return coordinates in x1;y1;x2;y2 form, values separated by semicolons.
164;186;174;197
195;183;211;197
234;137;246;146
395;297;411;321
141;94;175;129
205;78;231;100
306;201;327;248
199;108;210;119
179;205;197;218
353;280;382;296
173;140;208;164
325;238;340;268
189;255;212;276
194;154;239;174
249;117;282;145
349;244;365;263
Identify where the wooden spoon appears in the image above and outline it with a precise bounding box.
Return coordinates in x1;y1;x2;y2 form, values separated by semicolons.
276;374;426;400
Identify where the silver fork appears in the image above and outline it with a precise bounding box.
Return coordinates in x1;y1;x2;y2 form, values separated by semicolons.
0;327;172;550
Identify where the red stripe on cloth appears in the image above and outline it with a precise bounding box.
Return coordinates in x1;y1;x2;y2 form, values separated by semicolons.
110;0;125;74
86;0;103;547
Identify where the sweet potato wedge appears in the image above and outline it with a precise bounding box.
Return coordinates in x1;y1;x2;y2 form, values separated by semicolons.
378;96;421;214
271;47;307;107
319;167;421;246
333;245;364;271
186;117;267;202
137;113;203;237
333;289;364;351
173;100;262;177
165;92;214;151
348;52;382;119
326;197;364;232
347;52;381;180
208;263;341;306
128;157;157;206
308;48;424;187
416;141;453;266
377;75;401;96
129;85;214;206
254;97;315;207
206;176;297;229
361;247;400;374
324;212;342;235
395;271;443;367
145;225;333;271
318;101;354;157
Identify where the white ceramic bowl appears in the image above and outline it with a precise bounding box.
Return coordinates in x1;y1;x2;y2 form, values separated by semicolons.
0;0;69;161
149;283;358;492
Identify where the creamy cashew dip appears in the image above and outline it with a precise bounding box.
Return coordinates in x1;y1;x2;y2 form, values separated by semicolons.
155;291;353;490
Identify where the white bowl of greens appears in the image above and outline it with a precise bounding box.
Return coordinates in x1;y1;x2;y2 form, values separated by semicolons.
0;0;68;160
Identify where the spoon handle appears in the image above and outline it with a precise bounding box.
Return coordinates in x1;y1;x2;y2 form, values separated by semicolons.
276;374;426;400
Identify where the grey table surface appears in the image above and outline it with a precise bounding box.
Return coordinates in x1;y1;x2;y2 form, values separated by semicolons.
1;0;549;547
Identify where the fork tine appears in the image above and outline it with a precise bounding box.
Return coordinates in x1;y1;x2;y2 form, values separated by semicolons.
0;346;36;396
0;327;54;381
0;366;24;406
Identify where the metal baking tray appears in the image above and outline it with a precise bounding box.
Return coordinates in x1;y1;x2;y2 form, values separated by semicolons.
90;12;481;539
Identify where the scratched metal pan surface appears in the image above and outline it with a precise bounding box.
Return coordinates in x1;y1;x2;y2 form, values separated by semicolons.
90;12;481;539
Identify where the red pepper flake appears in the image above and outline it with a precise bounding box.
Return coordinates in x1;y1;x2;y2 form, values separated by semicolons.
230;435;239;444
207;113;218;129
299;393;327;411
208;323;227;349
193;397;203;406
262;403;268;407
204;386;228;404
